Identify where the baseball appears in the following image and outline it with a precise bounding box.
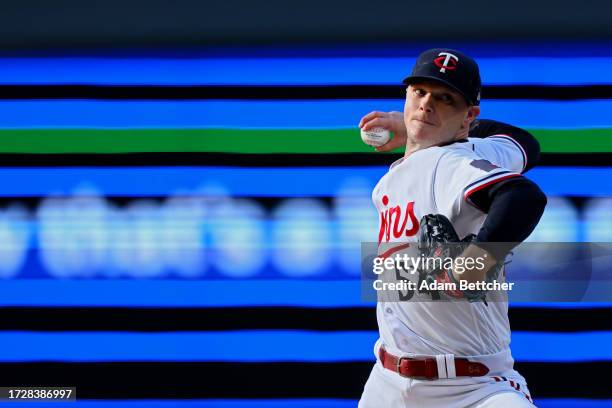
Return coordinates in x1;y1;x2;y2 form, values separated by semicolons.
361;127;391;147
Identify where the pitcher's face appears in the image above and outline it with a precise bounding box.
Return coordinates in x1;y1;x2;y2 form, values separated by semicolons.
404;80;479;147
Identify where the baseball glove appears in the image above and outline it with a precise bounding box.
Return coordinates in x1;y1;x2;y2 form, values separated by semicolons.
417;214;502;302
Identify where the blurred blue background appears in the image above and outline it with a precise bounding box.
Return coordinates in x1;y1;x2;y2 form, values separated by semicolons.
0;1;612;407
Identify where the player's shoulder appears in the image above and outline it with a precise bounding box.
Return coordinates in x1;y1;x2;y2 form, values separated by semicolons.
410;142;501;172
468;136;528;173
434;141;480;162
402;145;450;165
468;135;520;149
434;141;514;176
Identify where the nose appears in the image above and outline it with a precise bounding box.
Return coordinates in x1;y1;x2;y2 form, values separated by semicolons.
419;93;434;113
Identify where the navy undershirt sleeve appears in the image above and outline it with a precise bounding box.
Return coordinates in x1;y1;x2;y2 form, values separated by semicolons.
469;119;541;172
471;177;547;260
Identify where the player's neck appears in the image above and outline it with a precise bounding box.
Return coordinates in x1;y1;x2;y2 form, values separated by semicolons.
403;139;440;158
403;141;421;158
404;135;469;158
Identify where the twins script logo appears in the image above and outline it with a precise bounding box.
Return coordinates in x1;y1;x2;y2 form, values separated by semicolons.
378;195;419;243
433;52;459;73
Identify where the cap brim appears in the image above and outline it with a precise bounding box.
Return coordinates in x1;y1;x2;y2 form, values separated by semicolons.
402;75;475;105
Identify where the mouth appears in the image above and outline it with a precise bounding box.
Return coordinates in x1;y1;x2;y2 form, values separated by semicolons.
412;118;436;126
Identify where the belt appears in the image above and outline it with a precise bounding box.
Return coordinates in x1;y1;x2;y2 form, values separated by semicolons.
378;346;489;380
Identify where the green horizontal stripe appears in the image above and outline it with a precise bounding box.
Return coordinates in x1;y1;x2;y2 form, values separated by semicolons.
532;129;612;153
0;128;611;154
0;129;387;154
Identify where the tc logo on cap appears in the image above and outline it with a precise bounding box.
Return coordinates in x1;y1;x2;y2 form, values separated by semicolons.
433;52;459;73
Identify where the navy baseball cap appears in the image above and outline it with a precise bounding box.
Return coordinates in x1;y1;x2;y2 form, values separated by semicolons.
403;48;482;106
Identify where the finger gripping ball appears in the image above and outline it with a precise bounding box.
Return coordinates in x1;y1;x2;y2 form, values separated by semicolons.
360;127;390;147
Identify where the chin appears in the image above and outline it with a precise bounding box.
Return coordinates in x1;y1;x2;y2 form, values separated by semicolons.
408;125;436;142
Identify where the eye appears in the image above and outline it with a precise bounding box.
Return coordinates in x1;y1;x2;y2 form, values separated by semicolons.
413;88;425;96
440;94;454;104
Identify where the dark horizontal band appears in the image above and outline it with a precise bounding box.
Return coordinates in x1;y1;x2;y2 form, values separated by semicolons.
1;84;612;100
0;306;608;332
0;152;608;167
0;361;609;398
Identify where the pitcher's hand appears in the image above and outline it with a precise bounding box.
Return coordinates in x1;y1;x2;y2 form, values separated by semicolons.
358;111;406;152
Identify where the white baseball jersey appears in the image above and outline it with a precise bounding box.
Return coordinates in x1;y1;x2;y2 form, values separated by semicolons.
371;135;526;358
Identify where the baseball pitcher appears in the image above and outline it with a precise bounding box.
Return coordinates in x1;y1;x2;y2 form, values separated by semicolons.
358;49;547;407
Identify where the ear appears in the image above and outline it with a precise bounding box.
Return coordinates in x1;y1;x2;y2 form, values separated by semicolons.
461;105;480;130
